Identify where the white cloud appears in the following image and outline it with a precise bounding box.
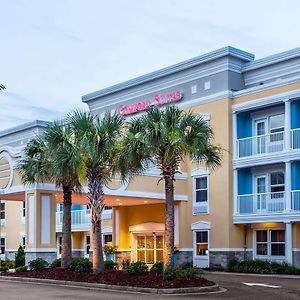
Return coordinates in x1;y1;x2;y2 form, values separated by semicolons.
1;0;300;130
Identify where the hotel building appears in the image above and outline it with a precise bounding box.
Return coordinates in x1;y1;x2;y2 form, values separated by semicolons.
1;46;300;268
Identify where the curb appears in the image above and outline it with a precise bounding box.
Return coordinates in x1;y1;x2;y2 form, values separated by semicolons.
0;275;222;294
204;270;300;279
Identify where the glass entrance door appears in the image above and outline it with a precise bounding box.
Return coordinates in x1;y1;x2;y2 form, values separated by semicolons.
254;119;267;154
255;176;267;212
136;235;164;264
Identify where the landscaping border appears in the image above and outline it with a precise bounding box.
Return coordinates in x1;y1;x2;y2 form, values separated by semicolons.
0;275;222;294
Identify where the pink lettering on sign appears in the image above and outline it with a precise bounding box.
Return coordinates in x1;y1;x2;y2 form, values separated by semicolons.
117;90;183;116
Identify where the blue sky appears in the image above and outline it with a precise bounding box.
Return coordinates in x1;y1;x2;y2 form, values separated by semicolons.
1;0;300;130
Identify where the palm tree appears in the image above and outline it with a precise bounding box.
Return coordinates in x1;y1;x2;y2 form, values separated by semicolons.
117;106;222;269
0;84;5;90
69;111;124;273
18;122;84;268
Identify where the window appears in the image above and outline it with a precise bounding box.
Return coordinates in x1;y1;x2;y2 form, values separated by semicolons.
58;236;62;255
57;204;63;212
204;81;211;90
270;172;285;193
0;202;5;219
136;235;164;264
103;234;112;246
195;231;208;256
269;114;284;134
191;84;197;94
0;237;5;255
271;230;285;256
256;230;268;255
193;176;209;214
255;229;285;257
22;202;26;218
86;236;91;255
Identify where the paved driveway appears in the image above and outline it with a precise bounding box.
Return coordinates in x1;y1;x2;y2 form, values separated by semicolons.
0;272;300;299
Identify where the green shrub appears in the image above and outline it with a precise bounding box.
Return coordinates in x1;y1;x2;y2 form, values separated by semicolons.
103;245;117;255
70;257;92;273
150;261;163;273
0;265;9;272
164;266;203;280
105;260;117;270
28;258;49;271
15;265;27;272
227;259;300;275
15;245;25;268
50;258;61;268
0;260;14;269
125;261;148;275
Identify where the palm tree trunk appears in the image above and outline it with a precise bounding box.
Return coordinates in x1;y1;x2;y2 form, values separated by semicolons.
164;176;175;269
61;185;72;268
87;169;105;273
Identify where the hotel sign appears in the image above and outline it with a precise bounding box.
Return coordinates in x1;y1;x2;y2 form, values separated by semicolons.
117;90;183;116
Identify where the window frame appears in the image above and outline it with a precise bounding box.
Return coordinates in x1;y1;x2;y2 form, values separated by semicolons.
0;237;6;258
254;229;286;259
85;235;91;257
192;174;209;215
0;202;5;220
194;230;209;257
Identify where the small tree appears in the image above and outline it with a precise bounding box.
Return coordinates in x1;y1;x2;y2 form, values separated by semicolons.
15;245;25;268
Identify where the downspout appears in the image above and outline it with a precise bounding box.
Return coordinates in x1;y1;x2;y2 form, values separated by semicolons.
243;225;248;260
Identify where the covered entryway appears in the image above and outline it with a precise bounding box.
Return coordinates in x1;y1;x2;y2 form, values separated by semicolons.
129;222;164;264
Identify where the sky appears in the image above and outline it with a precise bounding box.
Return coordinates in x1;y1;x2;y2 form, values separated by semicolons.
1;0;300;130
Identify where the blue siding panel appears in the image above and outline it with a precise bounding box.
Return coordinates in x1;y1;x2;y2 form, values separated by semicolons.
238;168;252;195
291;99;300;129
292;161;300;190
237;112;252;139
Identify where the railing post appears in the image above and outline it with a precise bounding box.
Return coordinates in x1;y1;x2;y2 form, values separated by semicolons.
285;160;292;211
285;99;291;150
285;222;293;264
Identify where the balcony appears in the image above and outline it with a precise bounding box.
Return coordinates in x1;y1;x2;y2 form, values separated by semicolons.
236;132;285;158
234;191;300;223
56;209;112;232
237;192;286;214
291;128;300;149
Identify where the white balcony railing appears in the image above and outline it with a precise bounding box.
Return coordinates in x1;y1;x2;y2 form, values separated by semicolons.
292;190;300;211
237;192;285;214
291;128;300;149
56;209;112;229
237;131;285;158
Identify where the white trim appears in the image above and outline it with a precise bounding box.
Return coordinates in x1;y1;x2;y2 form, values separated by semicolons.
129;222;165;233
0;233;7;237
40;194;51;244
192;172;209;215
210;248;253;252
233;89;300;113
0;151;14;192
25;248;57;253
28;194;35;245
191;221;211;231
3;184;188;201
178;248;193;252
116;248;131;252
233;213;300;224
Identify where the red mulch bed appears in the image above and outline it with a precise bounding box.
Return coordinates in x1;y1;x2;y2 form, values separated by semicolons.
2;268;215;289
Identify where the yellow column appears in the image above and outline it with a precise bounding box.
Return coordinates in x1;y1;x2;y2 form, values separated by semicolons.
25;190;56;264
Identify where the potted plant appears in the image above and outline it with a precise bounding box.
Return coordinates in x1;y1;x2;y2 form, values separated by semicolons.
103;245;117;262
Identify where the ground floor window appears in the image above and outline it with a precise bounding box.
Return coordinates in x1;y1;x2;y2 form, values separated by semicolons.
0;237;5;256
255;229;285;257
58;236;62;255
195;231;209;256
22;236;26;249
0;202;5;219
103;234;112;246
136;235;164;264
86;235;91;255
